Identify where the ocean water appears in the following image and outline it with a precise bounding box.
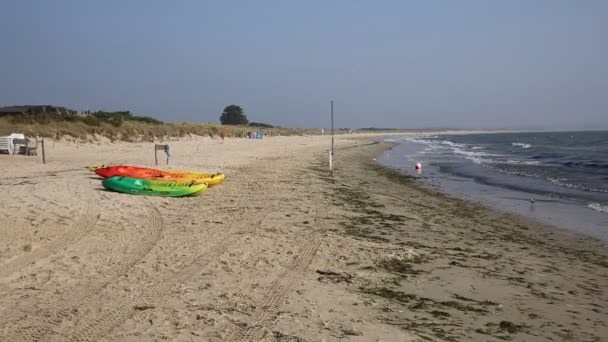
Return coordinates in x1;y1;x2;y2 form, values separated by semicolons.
377;131;608;241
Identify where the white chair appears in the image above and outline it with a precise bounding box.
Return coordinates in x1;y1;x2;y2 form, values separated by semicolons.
12;138;35;155
8;133;26;155
0;136;11;154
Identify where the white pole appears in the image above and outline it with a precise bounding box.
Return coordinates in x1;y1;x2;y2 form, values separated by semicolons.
330;100;335;176
329;149;333;175
331;100;334;161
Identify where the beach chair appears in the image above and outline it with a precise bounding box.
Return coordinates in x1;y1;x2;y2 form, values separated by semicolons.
12;138;34;155
0;136;11;154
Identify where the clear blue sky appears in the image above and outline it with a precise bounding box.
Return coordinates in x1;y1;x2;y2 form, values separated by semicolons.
1;1;607;129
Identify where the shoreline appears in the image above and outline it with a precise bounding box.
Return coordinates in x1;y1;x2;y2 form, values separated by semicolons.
313;140;607;341
0;135;606;341
376;133;608;243
375;140;608;250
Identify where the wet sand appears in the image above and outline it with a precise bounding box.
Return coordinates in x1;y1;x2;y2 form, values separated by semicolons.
0;135;606;341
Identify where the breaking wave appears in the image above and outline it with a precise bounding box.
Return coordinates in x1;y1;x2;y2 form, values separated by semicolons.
588;203;608;214
512;142;532;149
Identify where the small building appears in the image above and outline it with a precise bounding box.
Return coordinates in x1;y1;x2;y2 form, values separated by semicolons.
0;105;76;117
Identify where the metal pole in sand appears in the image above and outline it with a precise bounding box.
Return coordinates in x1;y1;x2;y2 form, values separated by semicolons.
41;139;46;164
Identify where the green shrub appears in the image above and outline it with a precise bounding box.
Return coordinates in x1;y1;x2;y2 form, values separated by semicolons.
249;122;274;128
130;116;163;125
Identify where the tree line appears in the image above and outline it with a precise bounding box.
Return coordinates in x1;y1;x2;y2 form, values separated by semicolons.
219;105;273;128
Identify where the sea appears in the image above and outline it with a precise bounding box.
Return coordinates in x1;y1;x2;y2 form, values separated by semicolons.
377;131;608;241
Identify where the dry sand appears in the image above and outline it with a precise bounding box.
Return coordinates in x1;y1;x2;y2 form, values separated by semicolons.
0;134;606;341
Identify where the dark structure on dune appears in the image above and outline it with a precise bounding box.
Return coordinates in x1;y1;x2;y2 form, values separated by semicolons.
0;105;77;117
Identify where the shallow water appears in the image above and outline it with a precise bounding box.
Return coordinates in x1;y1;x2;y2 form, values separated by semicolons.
377;131;608;241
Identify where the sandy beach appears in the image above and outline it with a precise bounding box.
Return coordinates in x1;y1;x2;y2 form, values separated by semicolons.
0;134;607;341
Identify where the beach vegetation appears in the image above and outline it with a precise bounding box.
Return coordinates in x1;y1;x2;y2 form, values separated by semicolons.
360;287;418;303
0;115;319;141
361;287;490;314
249;121;274;128
219;105;248;125
376;257;425;275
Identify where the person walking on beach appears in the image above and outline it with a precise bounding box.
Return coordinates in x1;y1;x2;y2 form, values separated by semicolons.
219;129;225;143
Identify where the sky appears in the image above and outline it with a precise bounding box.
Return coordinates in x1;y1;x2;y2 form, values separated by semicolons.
1;1;607;130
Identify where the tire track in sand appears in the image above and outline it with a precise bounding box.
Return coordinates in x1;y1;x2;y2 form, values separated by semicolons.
0;168;85;181
0;178;68;245
224;231;322;342
0;180;100;279
224;199;327;342
3;197;164;342
62;208;269;342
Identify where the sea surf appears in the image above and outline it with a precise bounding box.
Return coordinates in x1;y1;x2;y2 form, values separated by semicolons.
377;131;608;241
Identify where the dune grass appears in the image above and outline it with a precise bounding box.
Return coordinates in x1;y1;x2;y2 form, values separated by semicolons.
0;117;325;142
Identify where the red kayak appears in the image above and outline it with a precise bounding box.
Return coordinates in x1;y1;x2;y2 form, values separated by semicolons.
94;166;225;186
96;165;163;179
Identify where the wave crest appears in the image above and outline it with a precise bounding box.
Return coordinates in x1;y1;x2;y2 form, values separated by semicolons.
588;203;608;214
512;142;532;149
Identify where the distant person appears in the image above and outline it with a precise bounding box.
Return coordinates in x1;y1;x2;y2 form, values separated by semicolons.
248;131;253;139
219;129;225;142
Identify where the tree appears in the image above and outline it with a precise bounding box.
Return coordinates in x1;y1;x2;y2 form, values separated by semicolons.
220;105;248;125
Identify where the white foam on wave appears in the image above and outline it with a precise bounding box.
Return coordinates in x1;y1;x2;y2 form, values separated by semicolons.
405;138;504;165
588;203;608;214
405;137;446;149
404;137;435;144
548;177;575;189
405;137;445;156
454;151;488;164
503;159;541;166
548;178;608;193
452;148;491;157
441;140;467;148
423;145;441;151
512;142;532;149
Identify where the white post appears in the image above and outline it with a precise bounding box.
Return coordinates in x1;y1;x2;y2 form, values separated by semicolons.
331;100;334;162
329;149;333;175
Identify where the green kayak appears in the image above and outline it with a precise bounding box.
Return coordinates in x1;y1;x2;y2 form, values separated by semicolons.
102;176;207;197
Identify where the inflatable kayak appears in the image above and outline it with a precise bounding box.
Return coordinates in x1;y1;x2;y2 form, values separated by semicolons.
102;176;207;197
95;166;225;186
